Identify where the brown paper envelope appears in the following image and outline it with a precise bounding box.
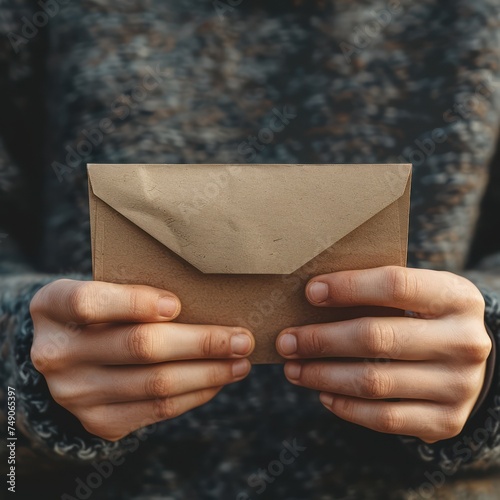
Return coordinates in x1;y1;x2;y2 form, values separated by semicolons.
88;163;412;364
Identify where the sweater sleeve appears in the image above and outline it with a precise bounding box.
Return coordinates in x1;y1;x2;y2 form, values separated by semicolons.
395;5;500;466
0;273;144;467
0;1;141;469
399;206;500;473
399;277;500;474
0;142;138;467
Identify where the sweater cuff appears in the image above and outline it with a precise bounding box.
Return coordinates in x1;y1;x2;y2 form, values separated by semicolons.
0;274;145;465
399;287;500;471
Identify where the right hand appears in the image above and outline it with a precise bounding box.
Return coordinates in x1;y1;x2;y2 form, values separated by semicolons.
29;279;255;441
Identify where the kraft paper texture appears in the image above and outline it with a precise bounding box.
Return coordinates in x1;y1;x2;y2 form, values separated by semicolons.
88;163;412;363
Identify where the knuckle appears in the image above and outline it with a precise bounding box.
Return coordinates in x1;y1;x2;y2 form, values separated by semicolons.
451;371;476;400
376;407;405;434
146;369;174;398
303;364;328;390
471;292;486;313
200;331;215;358
421;436;440;444
199;328;231;358
463;332;492;364
126;324;155;363
128;287;145;317
30;340;64;373
450;275;485;313
67;282;97;324
78;408;113;440
49;381;79;407
195;388;213;406
359;365;392;399
83;424;124;442
207;365;226;387
307;327;327;356
153;397;179;421
80;420;104;439
464;286;486;313
339;397;356;421
101;434;125;443
344;273;360;304
30;342;47;372
29;287;48;318
361;319;397;358
440;408;466;439
386;267;419;304
30;279;69;318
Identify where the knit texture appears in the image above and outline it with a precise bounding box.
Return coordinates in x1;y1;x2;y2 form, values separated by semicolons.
1;0;500;498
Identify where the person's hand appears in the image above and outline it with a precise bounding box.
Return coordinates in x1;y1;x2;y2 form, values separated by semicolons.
30;279;255;441
276;266;492;443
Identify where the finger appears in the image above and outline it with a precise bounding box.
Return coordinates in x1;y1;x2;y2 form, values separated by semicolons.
283;360;479;403
305;266;479;316
73;322;255;364
33;279;181;324
81;387;223;442
68;359;252;404
319;393;467;443
277;316;447;361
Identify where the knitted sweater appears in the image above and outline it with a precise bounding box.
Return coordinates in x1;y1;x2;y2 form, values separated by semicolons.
1;0;500;498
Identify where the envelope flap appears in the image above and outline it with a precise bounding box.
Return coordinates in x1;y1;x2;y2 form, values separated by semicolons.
87;163;411;274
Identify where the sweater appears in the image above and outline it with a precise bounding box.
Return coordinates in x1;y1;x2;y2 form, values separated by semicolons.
1;0;500;498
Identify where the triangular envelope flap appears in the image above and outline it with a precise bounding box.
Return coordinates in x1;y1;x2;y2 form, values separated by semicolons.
88;164;411;274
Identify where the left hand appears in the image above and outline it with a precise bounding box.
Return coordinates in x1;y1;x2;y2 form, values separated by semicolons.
276;266;492;443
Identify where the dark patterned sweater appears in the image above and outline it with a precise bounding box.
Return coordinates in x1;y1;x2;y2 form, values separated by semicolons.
1;0;500;498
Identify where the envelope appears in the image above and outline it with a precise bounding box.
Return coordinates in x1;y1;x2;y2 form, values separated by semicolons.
87;163;412;363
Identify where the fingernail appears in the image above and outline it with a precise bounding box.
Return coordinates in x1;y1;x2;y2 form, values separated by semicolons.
307;282;329;303
232;359;250;378
320;393;334;407
158;296;179;317
278;333;297;356
284;362;301;381
231;333;252;355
